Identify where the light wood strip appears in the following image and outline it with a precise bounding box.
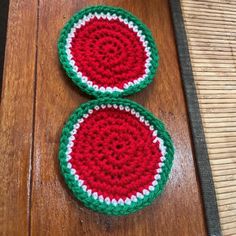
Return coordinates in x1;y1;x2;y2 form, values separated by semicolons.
203;123;236;128
192;59;236;63
200;103;236;108
210;157;236;163
182;2;236;13
206;137;236;143
220;209;236;218
183;5;236;17
185;19;236;29
217;196;236;204
195;82;235;86
207;153;236;160
182;0;236;6
201;109;236;114
217;198;236;207
194;68;236;73
205;133;236;139
183;2;236;11
222;223;236;231
184;11;236;22
224;228;236;236
193;64;236;69
216;187;236;195
201;110;236;115
194;73;236;78
192;55;236;60
214;169;236;176
184;17;236;27
218;203;236;214
200;104;236;109
181;0;236;235
208;148;236;154
215;181;236;189
207;142;236;148
190;49;235;55
182;6;236;16
221;215;236;225
185;26;236;35
210;160;236;166
198;95;236;99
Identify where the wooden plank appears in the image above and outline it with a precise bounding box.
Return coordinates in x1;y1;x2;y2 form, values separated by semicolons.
216;185;236;194
215;181;236;189
221;215;236;225
224;227;236;236
183;11;236;22
182;5;236;16
184;22;236;31
30;0;207;235
214;169;236;177
0;0;37;235
203;122;236;128
200;113;236;118
207;142;236;148
184;17;236;27
218;198;236;207
220;209;236;218
206;137;236;143
182;0;236;7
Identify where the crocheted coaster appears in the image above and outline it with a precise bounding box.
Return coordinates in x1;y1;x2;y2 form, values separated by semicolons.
59;98;174;215
58;6;159;97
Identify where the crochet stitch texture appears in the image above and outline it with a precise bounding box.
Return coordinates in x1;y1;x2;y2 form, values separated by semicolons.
58;5;159;97
58;5;174;215
59;98;174;215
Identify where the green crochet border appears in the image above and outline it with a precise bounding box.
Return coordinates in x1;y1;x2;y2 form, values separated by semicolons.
58;5;159;98
59;98;174;215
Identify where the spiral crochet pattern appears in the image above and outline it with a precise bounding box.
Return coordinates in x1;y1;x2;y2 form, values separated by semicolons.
59;98;174;215
58;6;159;97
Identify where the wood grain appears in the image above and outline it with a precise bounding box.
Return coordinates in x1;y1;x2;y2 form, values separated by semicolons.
0;0;37;235
29;0;206;235
0;0;207;235
181;0;236;235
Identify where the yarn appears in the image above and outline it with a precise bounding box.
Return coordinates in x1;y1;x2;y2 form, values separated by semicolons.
58;5;174;216
58;5;159;97
59;98;174;215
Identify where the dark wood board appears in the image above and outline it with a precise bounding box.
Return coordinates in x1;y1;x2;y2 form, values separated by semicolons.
0;0;207;235
0;0;37;235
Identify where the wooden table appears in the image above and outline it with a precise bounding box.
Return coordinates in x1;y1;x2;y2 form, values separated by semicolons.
0;0;207;235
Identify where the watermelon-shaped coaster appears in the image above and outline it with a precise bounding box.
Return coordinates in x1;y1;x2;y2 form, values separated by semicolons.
58;6;159;97
59;98;174;215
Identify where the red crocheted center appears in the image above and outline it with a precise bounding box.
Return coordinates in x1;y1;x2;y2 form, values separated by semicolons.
70;18;147;89
69;108;162;200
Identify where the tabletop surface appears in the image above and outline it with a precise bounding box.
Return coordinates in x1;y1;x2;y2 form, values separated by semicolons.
0;0;206;235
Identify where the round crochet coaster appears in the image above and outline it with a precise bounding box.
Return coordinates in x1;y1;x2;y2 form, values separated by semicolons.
59;98;174;215
58;6;159;98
